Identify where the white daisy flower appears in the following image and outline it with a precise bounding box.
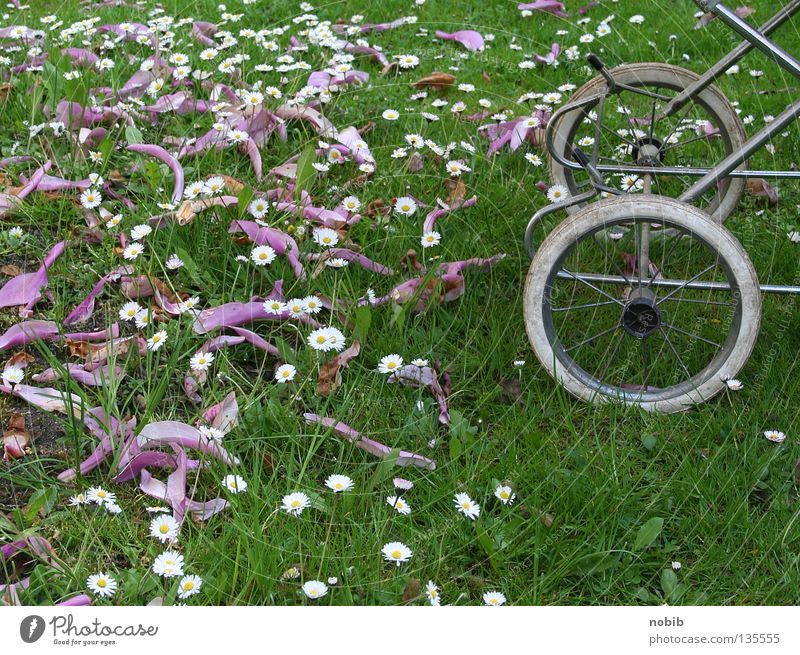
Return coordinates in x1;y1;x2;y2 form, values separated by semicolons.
80;188;103;209
483;591;506;606
302;580;329;599
189;351;214;372
494;485;516;505
324;474;354;493
381;541;412;566
426;580;441;606
342;196;360;212
146;330;168;352
386;495;411;515
421;231;441;248
86;572;117;598
382;109;400;121
152;550;185;578
454;492;480;520
763;430;786;443
149;513;180;542
223;474;248;493
274;363;297;383
251;245;277;266
313;227;339;248
263;299;287;315
546;184;569;203
123;242;144;260
2;366;24;386
87;486;116;506
69;493;88;506
282;491;311;516
378;354;404;374
394;196;417;216
301;295;323;314
166;254;184;270
177;574;203;599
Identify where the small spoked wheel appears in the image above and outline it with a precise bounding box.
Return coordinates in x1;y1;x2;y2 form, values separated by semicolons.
524;196;761;413
547;63;747;223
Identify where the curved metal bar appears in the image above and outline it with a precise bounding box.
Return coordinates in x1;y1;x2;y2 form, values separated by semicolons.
554;270;800;295
524;190;598;259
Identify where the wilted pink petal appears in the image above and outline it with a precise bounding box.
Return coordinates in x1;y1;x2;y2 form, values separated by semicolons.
0;241;66;311
1;383;85;416
303;413;436;470
518;1;568;16
229;326;281;357
534;42;561;65
58;594;92;606
127;144;184;204
32;363;124;387
423;195;477;233
201;392;239;434
137;420;240;466
435;30;485;52
306;248;394;275
0;320;59;350
228;219;305;279
192;21;217;46
388;364;451;425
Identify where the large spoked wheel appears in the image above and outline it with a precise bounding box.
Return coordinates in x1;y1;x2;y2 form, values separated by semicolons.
548;63;747;223
524;196;761;413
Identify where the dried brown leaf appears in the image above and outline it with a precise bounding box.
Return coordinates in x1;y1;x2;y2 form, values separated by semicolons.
746;178;778;206
411;72;456;90
446;177;466;206
401;576;420;605
6;351;35;368
3;412;32;460
317;340;361;396
498;378;522;404
1;264;22;277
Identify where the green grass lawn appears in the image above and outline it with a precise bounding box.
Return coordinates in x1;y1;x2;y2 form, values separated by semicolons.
1;0;800;606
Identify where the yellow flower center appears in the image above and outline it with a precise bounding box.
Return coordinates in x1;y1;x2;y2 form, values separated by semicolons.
392;550;402;559
291;500;301;508
159;525;169;533
462;502;470;509
335;483;342;489
401;205;410;212
500;491;509;499
316;335;326;344
387;362;396;369
97;579;107;588
183;581;193;590
490;598;498;605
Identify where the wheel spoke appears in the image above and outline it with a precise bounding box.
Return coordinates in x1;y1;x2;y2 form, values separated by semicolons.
656;264;716;305
661;322;722;348
659;327;694;383
590;329;626;393
552;299;619;312
559;268;625;306
564;325;621;353
591;235;632;286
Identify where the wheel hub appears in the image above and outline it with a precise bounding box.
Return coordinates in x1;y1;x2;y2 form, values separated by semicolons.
632;136;665;166
621;287;661;338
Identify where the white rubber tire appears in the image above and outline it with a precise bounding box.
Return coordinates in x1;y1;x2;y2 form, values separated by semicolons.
524;196;761;413
547;63;747;223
